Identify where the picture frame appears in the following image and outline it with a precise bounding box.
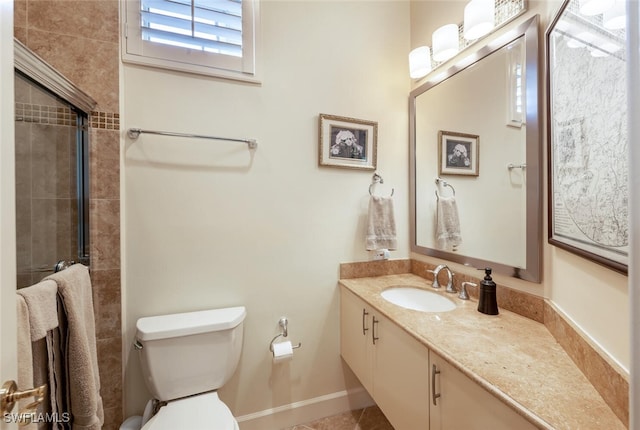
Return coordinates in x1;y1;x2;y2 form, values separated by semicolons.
545;0;628;274
318;114;377;171
438;130;479;176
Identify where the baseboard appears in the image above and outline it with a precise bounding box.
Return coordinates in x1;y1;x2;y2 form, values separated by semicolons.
236;387;374;430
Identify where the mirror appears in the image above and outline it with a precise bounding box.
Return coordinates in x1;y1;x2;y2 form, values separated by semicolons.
546;0;628;274
410;16;541;282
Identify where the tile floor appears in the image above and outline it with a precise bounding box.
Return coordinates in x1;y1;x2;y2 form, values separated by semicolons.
283;406;394;430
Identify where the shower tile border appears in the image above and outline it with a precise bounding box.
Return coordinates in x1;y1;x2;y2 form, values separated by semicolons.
15;103;120;131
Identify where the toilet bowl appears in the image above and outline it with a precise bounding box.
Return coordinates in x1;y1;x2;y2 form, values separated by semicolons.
122;307;246;430
142;393;238;430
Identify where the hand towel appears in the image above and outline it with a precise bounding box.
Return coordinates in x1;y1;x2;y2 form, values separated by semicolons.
436;195;462;250
366;195;397;251
45;264;104;430
18;280;63;430
17;280;59;341
17;295;38;430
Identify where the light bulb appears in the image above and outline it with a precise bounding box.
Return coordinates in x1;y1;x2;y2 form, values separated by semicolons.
409;46;432;79
432;24;459;62
603;0;626;30
464;0;495;40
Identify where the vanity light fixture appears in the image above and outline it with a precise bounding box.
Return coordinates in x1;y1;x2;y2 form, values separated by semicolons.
408;0;526;79
578;0;614;16
463;0;495;40
603;0;626;30
409;46;432;79
432;24;459;62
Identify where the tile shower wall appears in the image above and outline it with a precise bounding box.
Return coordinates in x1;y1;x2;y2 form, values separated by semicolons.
14;0;122;428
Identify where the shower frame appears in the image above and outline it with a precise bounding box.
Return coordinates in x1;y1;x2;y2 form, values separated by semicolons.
14;39;97;273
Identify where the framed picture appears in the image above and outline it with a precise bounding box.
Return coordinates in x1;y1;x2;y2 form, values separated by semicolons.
546;0;628;274
319;114;377;171
438;130;479;176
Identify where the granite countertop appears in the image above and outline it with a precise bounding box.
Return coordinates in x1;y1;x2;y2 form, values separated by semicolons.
339;273;626;430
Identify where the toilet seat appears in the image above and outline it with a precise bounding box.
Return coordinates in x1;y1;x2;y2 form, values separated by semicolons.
141;392;238;430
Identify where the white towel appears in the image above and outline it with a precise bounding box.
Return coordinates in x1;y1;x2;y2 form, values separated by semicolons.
436;195;462;250
366;196;397;251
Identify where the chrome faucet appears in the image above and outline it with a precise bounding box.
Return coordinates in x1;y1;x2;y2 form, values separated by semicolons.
459;281;476;300
427;264;455;293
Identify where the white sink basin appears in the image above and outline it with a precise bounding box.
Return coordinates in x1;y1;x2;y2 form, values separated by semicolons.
381;286;456;313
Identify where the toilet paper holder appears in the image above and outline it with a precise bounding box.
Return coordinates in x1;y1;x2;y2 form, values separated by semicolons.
269;317;302;353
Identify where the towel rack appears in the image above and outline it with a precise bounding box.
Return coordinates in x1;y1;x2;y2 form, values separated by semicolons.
507;163;526;170
435;177;455;198
127;128;258;150
369;172;394;197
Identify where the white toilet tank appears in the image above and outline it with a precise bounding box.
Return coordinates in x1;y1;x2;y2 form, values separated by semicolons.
135;306;246;402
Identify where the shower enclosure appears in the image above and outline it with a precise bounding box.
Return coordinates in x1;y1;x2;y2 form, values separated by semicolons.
14;40;96;288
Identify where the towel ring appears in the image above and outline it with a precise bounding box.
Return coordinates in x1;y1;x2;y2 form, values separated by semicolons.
435;177;455;198
369;173;394;197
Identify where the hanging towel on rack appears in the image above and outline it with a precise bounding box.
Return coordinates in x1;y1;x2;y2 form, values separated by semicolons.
17;279;65;430
366;195;397;251
17;280;58;340
45;264;104;430
436;194;462;250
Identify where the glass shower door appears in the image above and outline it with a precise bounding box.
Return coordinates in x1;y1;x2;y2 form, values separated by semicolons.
15;72;90;288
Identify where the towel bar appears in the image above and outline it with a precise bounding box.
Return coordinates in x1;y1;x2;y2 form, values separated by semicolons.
507;163;526;170
127;128;258;150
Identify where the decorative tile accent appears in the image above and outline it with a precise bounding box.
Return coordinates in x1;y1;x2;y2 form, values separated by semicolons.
90;111;120;130
15;102;76;126
14;105;120;130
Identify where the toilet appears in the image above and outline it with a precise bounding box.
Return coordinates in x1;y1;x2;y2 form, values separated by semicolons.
126;306;246;430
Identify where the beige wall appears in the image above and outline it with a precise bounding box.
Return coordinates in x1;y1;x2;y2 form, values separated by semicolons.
410;0;629;372
122;0;411;423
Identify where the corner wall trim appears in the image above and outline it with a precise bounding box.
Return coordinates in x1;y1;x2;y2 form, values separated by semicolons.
235;387;373;430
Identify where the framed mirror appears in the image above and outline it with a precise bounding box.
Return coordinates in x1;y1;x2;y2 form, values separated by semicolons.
410;15;541;282
546;0;628;274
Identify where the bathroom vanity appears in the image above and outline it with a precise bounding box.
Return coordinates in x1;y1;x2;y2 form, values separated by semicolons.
339;274;625;430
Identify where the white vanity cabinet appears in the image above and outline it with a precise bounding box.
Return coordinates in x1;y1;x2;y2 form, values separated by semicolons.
340;288;430;430
340;286;539;430
429;351;537;430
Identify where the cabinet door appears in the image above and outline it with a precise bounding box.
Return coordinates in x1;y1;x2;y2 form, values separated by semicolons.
340;288;373;394
430;351;537;430
373;313;430;430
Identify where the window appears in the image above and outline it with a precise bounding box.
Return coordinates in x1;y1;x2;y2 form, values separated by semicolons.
506;37;525;128
122;0;258;82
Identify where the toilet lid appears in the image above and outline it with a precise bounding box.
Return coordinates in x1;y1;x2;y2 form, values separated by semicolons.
142;392;238;430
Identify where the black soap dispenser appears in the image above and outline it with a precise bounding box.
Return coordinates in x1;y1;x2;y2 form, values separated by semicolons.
477;268;499;315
